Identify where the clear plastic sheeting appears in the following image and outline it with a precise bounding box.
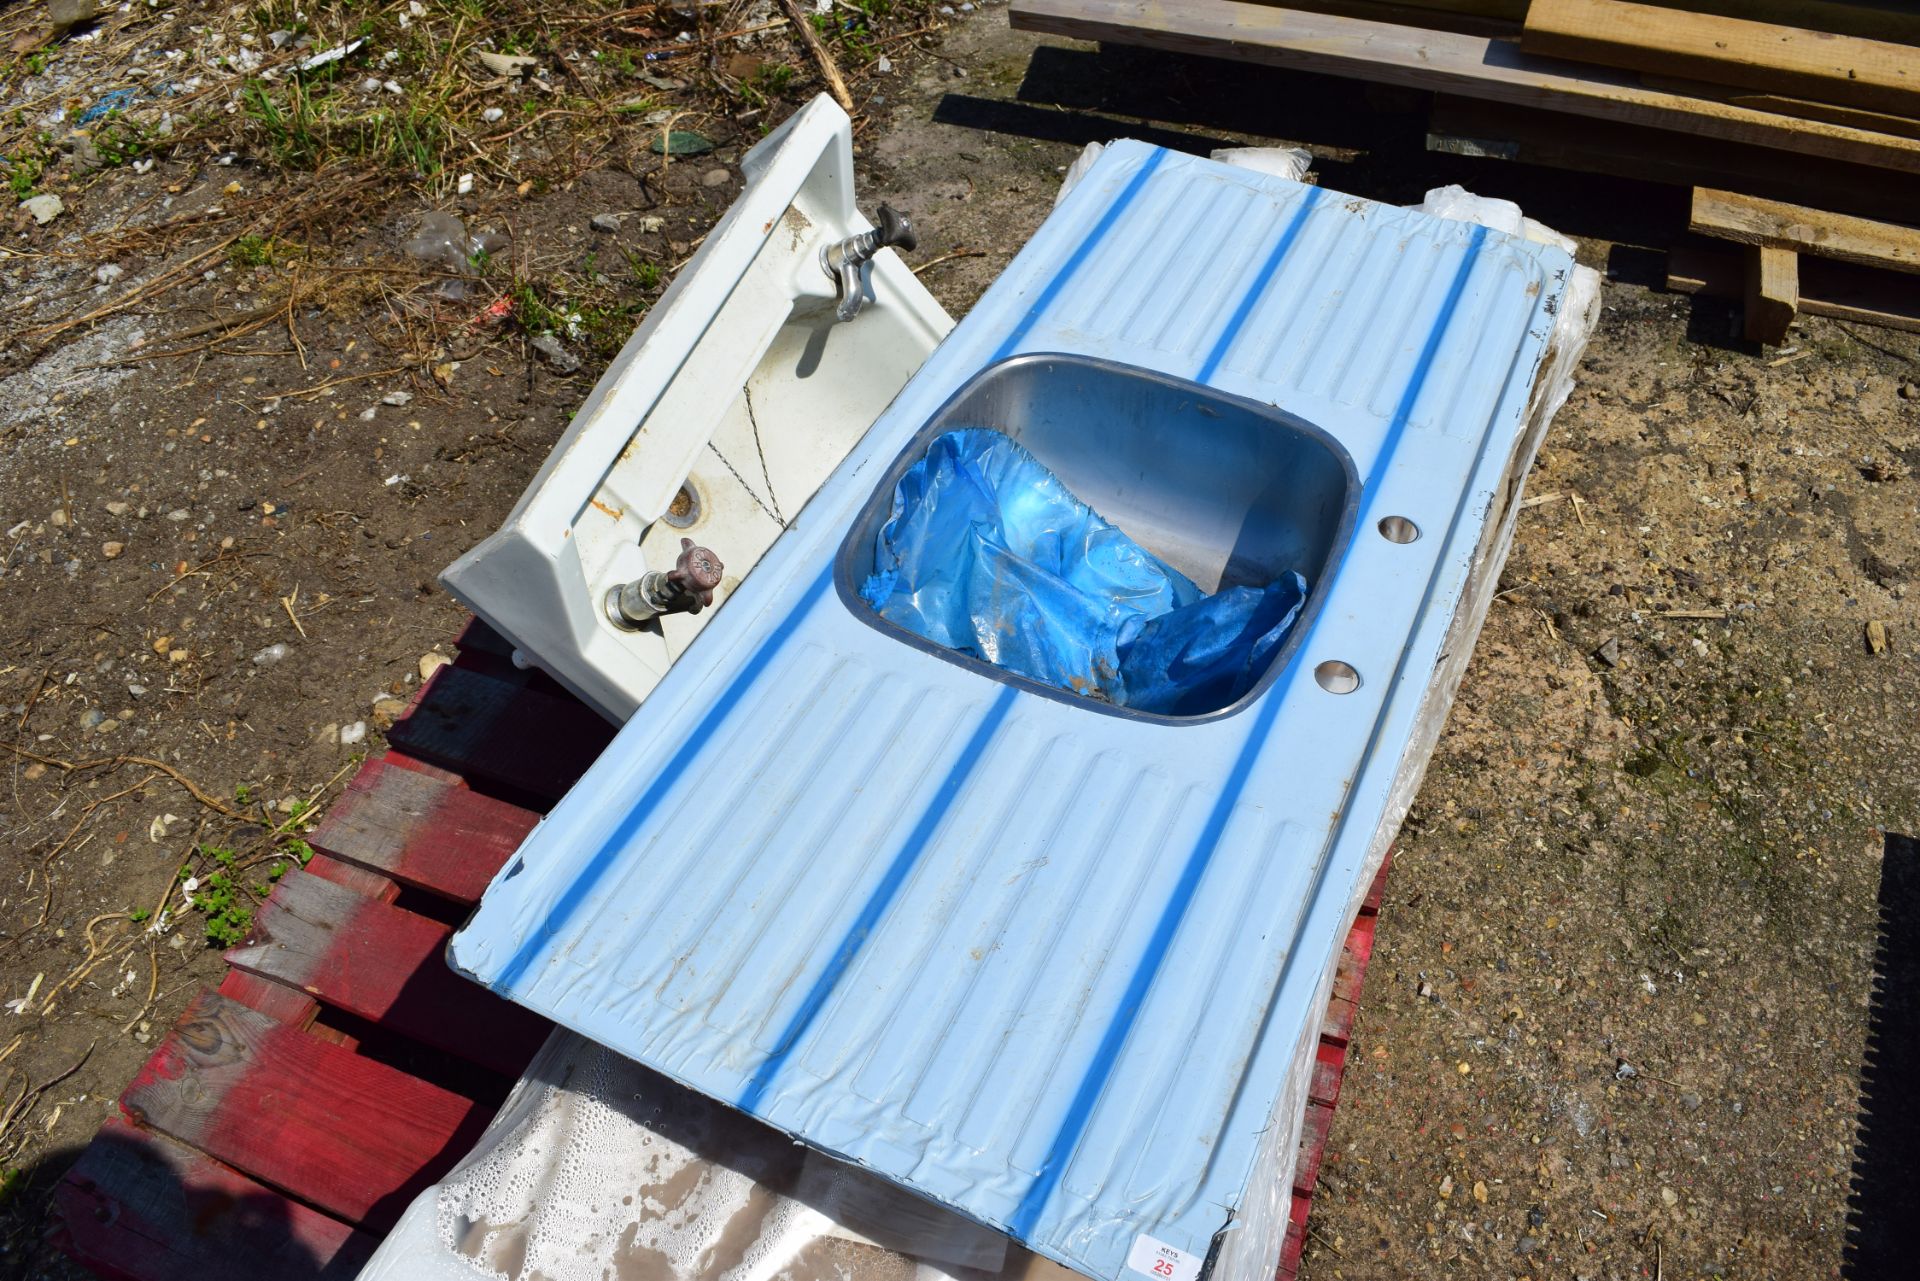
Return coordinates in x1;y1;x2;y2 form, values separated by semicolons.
354;1031;1082;1281
858;429;1308;716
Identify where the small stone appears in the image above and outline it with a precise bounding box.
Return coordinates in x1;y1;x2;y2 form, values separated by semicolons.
317;722;339;745
531;333;582;374
1472;1180;1487;1204
97;718;119;733
482;106;505;124
875;56;892;74
338;720;368;746
252;642;290;667
419;651;451;681
1867;620;1890;654
1594;636;1620;667
637;215;666;234
93;264;123;285
1900;382;1918;400
78;707;106;731
370;696;408;729
701;168;730;188
22;194;65;225
49;508;68;527
649;130;714;157
1660;1187;1678;1207
22;762;46;781
166;509;189;522
127;683;146;698
478;51;540;77
102;541;124;559
1438;1175;1454;1199
105;500;130;516
381;390;413;407
359;406;379;421
168;648;189;663
50;0;102;26
1679;1091;1703;1111
590;213;624;233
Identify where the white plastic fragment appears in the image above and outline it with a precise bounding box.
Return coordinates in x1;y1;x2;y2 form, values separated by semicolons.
296;38;364;73
1053;142;1103;206
1209;145;1313;182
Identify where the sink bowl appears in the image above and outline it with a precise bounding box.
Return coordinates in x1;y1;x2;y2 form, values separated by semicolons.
836;353;1359;720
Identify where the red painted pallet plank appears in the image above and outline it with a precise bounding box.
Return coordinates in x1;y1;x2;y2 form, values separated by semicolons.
216;970;317;1027
1320;912;1378;1046
226;869;548;1076
310;754;539;905
387;663;613;799
1278;1193;1313;1281
120;990;490;1231
54;1114;376;1281
1308;1038;1348;1109
1292;1099;1337;1197
305;852;399;903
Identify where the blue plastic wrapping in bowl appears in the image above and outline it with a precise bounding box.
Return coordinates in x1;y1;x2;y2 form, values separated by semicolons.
859;429;1308;716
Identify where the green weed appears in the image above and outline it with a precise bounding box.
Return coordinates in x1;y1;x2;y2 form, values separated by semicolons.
625;251;661;289
189;869;253;947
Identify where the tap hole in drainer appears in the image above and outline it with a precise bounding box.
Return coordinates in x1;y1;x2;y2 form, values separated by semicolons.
1315;660;1361;694
663;482;701;529
1377;515;1419;544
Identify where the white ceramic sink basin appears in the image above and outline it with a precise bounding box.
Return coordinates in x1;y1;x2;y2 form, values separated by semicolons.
442;98;953;721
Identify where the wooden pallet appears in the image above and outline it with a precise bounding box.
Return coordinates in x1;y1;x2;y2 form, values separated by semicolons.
50;620;1389;1280
49;621;616;1280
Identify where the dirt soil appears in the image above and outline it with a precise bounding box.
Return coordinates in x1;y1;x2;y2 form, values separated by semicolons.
3;6;1917;1281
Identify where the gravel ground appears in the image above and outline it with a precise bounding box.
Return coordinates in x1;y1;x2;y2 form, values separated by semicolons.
4;7;1916;1281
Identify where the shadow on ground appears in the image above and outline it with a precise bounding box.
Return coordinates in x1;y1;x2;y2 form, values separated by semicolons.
1845;832;1920;1276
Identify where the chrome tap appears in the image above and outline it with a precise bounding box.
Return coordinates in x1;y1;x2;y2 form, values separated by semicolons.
605;538;724;630
821;204;918;322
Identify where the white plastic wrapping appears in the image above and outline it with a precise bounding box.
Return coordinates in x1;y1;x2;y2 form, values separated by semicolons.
1058;143;1314;206
357;1031;1082;1281
1207;146;1314;182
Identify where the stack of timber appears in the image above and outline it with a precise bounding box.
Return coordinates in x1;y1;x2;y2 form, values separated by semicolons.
1010;0;1920;343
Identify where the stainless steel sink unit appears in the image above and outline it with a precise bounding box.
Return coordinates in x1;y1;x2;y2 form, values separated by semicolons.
448;137;1590;1281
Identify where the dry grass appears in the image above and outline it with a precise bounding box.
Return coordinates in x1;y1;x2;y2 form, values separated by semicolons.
2;0;954;363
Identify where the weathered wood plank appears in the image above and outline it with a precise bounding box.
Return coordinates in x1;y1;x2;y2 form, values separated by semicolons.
1691;187;1920;274
1238;0;1518;38
1291;1097;1338;1196
1667;243;1920;333
1008;0;1920;173
1524;0;1920;118
310;754;539;905
120;991;490;1230
1636;75;1920;142
216;970;318;1027
226;870;548;1076
386;662;614;800
54;1114;376;1281
1426;94;1920;224
304;852;399;903
1743;245;1800;344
